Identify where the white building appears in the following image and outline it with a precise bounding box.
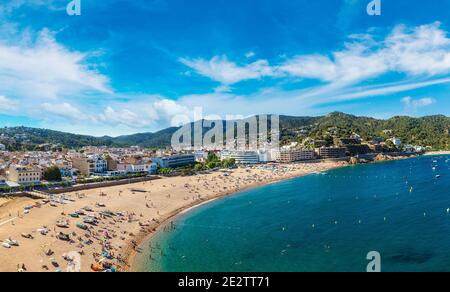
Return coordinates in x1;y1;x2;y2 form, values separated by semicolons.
194;150;208;162
117;162;157;174
221;151;260;164
153;154;196;169
91;155;108;173
390;137;402;147
271;149;315;163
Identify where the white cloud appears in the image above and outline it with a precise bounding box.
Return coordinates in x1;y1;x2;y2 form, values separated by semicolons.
180;55;275;85
41;102;85;120
181;23;450;89
0;95;17;112
401;96;435;112
96;98;192;129
245;51;256;58
0;28;110;101
281;22;450;85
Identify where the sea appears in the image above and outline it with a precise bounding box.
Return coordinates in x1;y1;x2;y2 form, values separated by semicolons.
133;155;450;272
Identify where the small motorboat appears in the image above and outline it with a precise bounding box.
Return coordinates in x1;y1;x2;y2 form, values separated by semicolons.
76;223;89;230
83;206;93;212
56;219;69;228
96;203;106;208
4;239;19;247
83;217;97;225
69;213;80;218
2;242;11;249
37;228;49;235
436;175;441;179
57;232;70;242
21;233;34;239
75;210;86;216
50;202;58;207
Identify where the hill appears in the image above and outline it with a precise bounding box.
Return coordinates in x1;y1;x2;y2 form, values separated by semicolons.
0;113;448;150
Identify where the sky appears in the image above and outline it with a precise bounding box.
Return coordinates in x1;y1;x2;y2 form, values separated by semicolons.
0;0;449;136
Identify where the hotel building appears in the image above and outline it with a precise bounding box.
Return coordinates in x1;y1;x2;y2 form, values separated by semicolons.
273;149;316;163
71;155;108;176
8;165;42;185
220;151;260;164
153;154;196;169
316;147;347;159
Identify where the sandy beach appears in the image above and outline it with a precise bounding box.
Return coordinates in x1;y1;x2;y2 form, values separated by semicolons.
0;161;346;272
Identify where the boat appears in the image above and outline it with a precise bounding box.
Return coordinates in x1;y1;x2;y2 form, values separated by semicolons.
436;175;441;179
37;228;49;235
50;202;58;207
96;203;106;208
69;213;79;218
4;239;19;246
76;223;89;230
83;217;97;225
83;206;93;212
21;233;33;239
2;242;11;249
75;210;86;215
56;219;69;228
57;232;70;242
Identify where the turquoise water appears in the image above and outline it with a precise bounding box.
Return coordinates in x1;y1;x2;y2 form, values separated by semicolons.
135;155;450;272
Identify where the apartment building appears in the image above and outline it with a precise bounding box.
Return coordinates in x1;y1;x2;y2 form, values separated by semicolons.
71;155;107;176
273;149;315;163
221;151;260;164
153;154;196;169
8;165;42;185
316;147;347;159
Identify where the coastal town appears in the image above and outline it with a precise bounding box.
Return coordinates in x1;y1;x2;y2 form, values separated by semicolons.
0;129;428;191
0;126;437;272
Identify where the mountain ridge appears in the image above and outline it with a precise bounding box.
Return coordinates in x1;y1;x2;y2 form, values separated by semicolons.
0;112;449;150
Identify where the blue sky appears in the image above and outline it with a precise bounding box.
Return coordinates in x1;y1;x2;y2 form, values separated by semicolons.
0;0;449;136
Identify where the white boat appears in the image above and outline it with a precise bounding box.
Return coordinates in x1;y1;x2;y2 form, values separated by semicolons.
37;228;49;235
436;175;441;179
56;220;69;228
4;239;19;246
2;242;11;249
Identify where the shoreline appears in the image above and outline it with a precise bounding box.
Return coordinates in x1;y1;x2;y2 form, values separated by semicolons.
123;161;348;272
126;154;430;272
0;154;430;272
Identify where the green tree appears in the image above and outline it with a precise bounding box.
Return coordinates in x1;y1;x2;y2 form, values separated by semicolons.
194;163;205;172
43;166;62;181
222;158;236;168
206;152;219;163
